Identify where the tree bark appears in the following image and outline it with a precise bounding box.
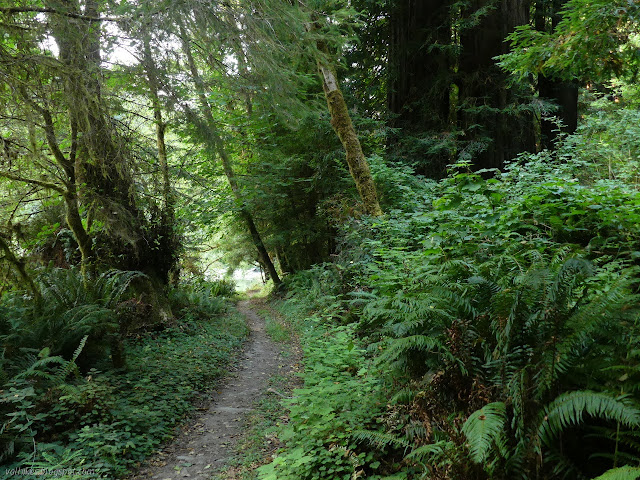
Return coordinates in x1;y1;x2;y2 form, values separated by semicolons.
179;23;282;286
535;0;578;149
458;0;535;170
0;235;40;299
310;21;382;216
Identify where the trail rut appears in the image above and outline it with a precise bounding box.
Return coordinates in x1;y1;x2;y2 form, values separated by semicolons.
133;300;287;479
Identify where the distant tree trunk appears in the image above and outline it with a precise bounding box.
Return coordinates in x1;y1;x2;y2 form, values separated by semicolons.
458;0;535;170
387;0;452;175
141;32;178;284
179;24;282;286
536;0;578;149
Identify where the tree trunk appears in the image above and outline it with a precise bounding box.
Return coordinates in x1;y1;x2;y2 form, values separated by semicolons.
0;235;40;299
387;0;452;176
310;26;382;217
535;0;578;149
318;63;382;217
179;23;282;286
458;0;535;170
141;31;179;284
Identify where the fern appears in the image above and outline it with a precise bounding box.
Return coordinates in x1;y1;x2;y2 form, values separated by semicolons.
538;391;640;446
592;466;640;480
404;441;453;461
377;335;455;367
462;402;507;463
55;335;87;383
96;269;147;308
352;429;410;450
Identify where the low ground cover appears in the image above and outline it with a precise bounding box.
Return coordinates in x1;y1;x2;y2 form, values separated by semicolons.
1;278;246;479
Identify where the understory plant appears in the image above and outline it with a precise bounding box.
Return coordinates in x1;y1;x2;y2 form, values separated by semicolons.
267;149;640;479
0;271;245;478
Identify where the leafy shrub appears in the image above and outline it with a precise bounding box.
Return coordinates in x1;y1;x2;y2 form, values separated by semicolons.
257;300;387;480
271;148;640;479
2;310;248;478
168;278;235;322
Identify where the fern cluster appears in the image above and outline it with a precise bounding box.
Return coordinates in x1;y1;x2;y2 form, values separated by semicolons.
273;150;640;479
0;268;148;465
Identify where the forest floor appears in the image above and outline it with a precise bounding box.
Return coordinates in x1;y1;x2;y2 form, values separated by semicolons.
131;298;298;480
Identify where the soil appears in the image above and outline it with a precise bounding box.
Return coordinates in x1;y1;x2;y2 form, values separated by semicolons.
132;299;294;480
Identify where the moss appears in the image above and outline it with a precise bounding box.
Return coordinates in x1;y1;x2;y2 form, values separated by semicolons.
324;88;383;217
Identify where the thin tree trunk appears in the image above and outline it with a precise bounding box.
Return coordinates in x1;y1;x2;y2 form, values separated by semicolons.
15;89;95;274
179;24;282;286
140;31;179;284
142;35;173;213
308;21;382;217
318;62;382;217
0;236;40;299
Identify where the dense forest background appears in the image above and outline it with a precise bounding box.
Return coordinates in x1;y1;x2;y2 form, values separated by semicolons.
1;0;640;479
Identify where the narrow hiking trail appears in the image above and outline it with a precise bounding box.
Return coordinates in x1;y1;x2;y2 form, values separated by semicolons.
132;299;293;479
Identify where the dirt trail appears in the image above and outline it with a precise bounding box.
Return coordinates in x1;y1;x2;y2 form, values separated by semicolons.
133;299;287;479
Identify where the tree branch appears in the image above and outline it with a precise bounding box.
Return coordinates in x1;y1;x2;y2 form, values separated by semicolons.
0;170;65;193
0;7;120;22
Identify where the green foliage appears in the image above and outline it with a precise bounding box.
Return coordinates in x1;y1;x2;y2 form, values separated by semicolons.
538;391;640;446
271;128;640;479
2;308;248;478
500;0;640;81
257;301;386;480
168;278;235;322
593;467;640;480
462;402;507;464
0;268;146;373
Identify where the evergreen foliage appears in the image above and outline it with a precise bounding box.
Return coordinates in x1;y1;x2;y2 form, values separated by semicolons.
2;0;640;478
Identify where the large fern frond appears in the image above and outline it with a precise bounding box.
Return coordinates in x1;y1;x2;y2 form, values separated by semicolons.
538;391;640;446
405;441;454;462
377;335;455;367
592;466;640;480
96;269;146;308
352;429;410;449
462;402;507;463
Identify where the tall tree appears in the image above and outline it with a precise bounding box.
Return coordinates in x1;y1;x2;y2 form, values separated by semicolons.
387;0;453;174
535;0;578;149
0;1;181;280
306;6;383;217
457;0;535;169
176;18;282;286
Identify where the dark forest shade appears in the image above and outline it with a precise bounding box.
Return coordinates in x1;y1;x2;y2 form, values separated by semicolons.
536;0;579;149
386;0;538;176
387;0;453;176
458;0;535;170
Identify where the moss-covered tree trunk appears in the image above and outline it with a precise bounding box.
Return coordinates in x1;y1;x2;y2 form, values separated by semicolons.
0;235;40;299
310;24;382;217
318;62;382;217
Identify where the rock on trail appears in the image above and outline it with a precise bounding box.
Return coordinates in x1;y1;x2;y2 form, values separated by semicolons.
132;300;286;479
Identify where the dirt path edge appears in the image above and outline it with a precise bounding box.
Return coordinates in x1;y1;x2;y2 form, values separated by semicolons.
131;299;287;480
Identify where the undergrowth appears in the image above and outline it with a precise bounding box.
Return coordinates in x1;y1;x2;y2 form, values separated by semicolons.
257;145;640;480
256;299;392;480
1;276;246;479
